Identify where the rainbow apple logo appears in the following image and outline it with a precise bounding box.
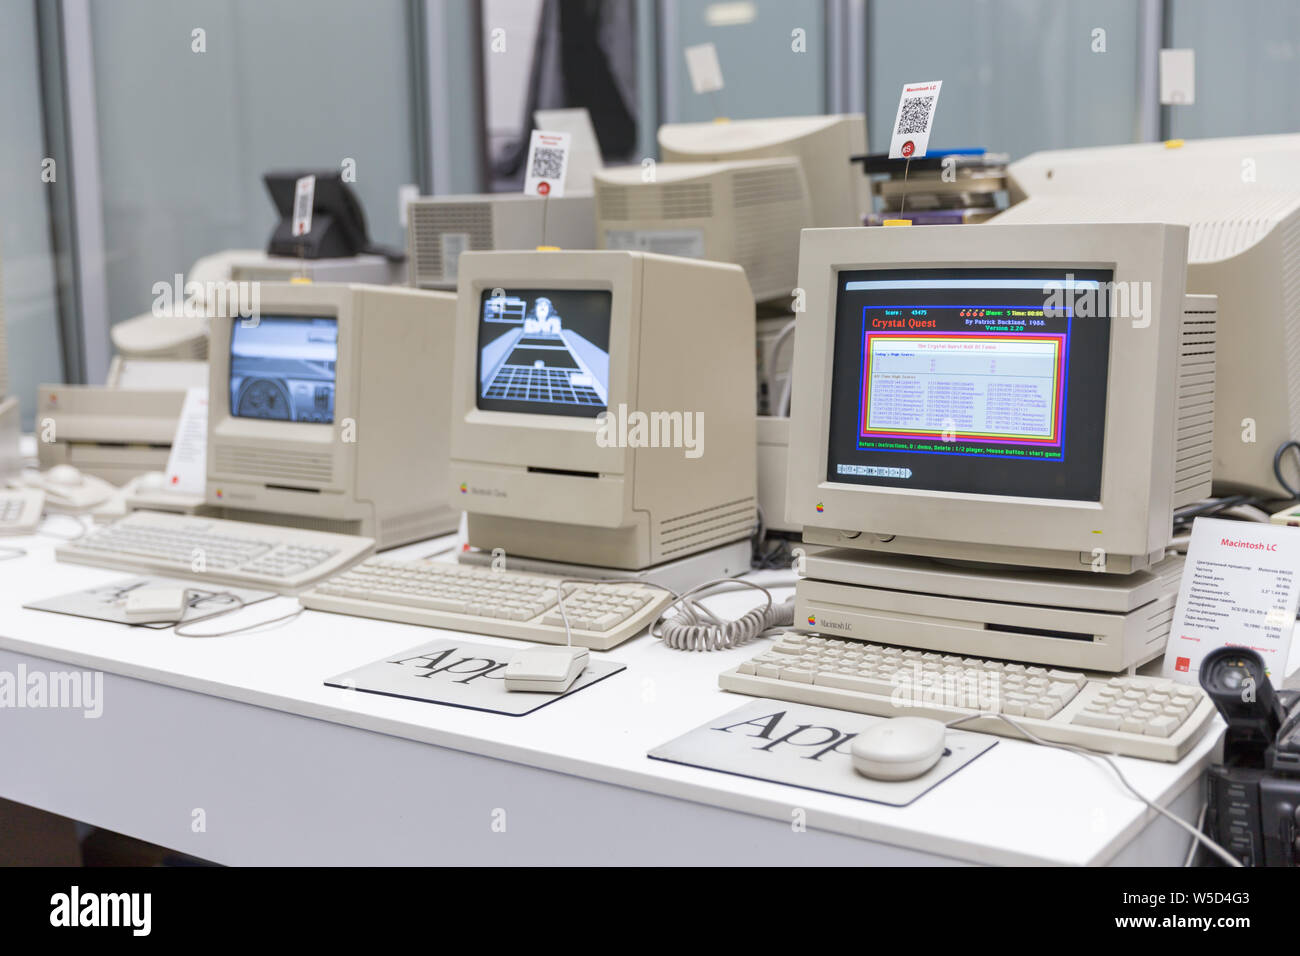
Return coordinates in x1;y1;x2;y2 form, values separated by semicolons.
815;501;824;513
459;482;467;494
807;614;816;626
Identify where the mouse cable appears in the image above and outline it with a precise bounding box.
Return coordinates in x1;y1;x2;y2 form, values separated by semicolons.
1183;801;1209;867
170;590;305;638
653;578;796;652
945;711;1239;867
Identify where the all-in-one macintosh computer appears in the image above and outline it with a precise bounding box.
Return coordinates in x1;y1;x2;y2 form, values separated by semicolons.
56;282;459;592
300;249;759;648
720;222;1219;761
1001;134;1300;497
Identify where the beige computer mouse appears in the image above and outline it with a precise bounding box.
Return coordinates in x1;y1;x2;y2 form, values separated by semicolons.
850;717;947;781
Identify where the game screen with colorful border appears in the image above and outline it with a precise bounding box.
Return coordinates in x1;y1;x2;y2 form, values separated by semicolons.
825;268;1112;501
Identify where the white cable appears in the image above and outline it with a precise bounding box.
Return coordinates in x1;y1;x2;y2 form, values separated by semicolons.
0;545;26;561
654;578;796;651
1184;801;1209;867
170;589;305;638
552;577;679;648
944;711;1240;867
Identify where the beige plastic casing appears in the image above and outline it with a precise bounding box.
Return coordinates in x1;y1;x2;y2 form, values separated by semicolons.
206;282;459;549
786;222;1190;573
406;194;598;290
449;250;757;570
996;169;1300;498
657;113;870;229
593;159;812;304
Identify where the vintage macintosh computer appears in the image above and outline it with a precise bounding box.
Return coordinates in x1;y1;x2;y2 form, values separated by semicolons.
406;194;597;290
57;282;457;592
203;281;458;547
720;222;1220;761
657;114;870;228
1000;138;1300;497
592;159;812;304
298;249;758;648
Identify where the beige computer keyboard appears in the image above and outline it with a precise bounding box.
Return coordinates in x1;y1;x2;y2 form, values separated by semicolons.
300;557;674;650
55;511;374;594
719;632;1218;762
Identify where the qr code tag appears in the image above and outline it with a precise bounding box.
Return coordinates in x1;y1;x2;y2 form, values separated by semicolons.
524;129;571;198
292;174;316;237
888;81;942;160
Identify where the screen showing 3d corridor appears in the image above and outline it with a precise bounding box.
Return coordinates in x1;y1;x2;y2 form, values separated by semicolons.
825;269;1113;501
476;288;612;419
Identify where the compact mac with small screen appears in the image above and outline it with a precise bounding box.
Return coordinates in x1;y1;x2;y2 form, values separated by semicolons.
206;282;460;548
229;315;339;424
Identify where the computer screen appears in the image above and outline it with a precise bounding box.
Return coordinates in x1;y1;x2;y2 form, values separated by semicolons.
229;315;338;423
475;288;612;418
825;268;1112;501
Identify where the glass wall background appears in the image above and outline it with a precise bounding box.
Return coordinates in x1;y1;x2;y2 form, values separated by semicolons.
0;2;65;429
88;0;421;326
1167;0;1300;139
869;0;1143;159
9;0;1300;402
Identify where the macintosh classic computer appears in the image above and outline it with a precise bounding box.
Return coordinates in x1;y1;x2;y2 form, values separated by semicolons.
721;223;1220;761
447;249;757;585
205;282;459;548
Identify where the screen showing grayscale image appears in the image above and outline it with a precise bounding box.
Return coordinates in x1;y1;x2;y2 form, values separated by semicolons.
475;288;612;418
229;315;338;423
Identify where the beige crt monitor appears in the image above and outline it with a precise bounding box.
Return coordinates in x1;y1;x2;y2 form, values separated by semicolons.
406;194;597;290
206;282;458;548
593;159;812;304
1006;133;1300;203
658;114;869;228
994;186;1300;497
449;249;757;574
787;222;1203;575
785;223;1216;671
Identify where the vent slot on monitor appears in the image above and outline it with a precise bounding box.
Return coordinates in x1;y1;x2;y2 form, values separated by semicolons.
214;445;334;485
658;496;755;557
597;182;713;221
731;166;808;300
1172;299;1217;509
408;201;495;286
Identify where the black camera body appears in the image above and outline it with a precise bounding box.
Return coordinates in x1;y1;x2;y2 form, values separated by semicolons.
1200;646;1300;866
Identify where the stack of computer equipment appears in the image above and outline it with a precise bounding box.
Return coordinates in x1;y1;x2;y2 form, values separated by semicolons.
859;149;1010;225
720;221;1220;761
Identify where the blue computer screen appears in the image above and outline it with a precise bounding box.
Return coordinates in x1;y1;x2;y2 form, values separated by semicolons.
825;268;1113;501
229;316;338;423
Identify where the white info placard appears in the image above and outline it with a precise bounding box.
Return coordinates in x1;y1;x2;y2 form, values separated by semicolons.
291;174;315;237
1163;517;1300;685
524;129;571;198
889;80;942;159
163;386;209;496
684;42;724;95
1159;49;1195;105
